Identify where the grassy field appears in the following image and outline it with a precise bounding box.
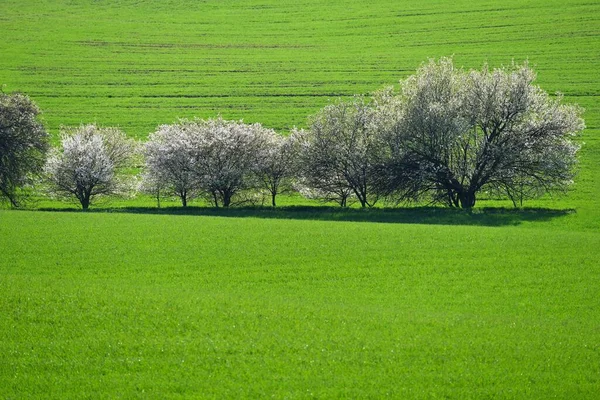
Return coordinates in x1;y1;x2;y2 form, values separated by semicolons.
1;0;599;397
0;0;598;136
1;210;599;397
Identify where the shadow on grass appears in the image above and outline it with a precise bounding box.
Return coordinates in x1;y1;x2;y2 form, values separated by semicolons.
35;205;575;227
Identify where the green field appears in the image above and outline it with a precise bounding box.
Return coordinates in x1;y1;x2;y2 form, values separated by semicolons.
1;0;599;397
1;210;599;397
1;0;598;136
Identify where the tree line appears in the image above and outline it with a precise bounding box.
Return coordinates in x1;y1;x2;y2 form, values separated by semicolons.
0;59;584;210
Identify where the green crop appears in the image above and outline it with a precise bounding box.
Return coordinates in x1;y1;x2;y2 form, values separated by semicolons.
1;210;599;398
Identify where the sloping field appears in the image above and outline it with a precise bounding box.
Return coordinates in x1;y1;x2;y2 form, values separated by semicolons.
1;0;599;397
0;0;598;135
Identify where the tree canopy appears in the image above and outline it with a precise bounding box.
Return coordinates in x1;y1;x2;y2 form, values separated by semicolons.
45;124;137;210
2;59;584;211
382;58;584;208
0;92;49;207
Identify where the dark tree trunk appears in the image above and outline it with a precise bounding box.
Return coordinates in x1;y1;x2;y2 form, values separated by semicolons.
181;195;187;207
452;191;460;207
223;192;231;207
81;195;90;210
78;186;92;210
459;191;476;209
269;181;278;207
8;194;18;208
355;188;367;208
441;188;459;207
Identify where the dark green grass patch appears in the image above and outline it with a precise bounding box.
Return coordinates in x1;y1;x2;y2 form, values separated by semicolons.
35;204;576;228
1;210;599;397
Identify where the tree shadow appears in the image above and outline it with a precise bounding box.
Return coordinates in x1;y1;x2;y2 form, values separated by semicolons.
35;205;575;227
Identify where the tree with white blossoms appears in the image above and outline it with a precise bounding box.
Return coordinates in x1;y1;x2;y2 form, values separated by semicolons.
143;117;272;208
298;98;388;208
143;123;200;207
0;91;49;207
383;58;584;208
293;126;352;207
194;117;271;207
254;129;299;207
294;172;355;207
45;124;137;210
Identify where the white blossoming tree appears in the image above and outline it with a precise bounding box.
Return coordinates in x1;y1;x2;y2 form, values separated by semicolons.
384;58;584;208
253;129;299;207
193;117;272;207
143;117;273;208
45;124;137;210
298;99;388;208
143;123;200;207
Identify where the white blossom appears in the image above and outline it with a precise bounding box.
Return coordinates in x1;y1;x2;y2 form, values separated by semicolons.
298;99;387;208
45;124;136;209
253;129;299;207
143;117;274;207
384;58;584;208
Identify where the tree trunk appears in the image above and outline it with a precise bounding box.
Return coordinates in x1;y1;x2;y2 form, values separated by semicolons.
271;192;276;207
448;190;460;208
459;191;476;209
81;196;90;210
1;186;20;208
223;192;231;207
356;189;367;208
9;195;18;208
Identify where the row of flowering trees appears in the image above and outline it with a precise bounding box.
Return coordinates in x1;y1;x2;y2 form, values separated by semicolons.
1;58;584;210
142;118;296;208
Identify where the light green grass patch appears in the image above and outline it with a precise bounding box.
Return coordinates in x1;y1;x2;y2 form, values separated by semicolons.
1;210;599;397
